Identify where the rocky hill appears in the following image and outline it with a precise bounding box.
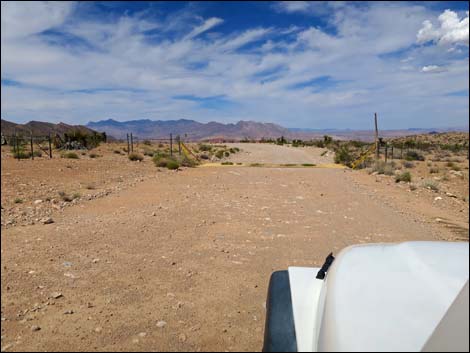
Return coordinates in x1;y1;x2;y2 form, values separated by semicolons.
1;119;98;137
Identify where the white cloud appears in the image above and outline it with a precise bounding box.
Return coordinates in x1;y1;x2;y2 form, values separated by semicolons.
184;17;223;40
421;65;446;73
417;10;469;46
1;1;74;40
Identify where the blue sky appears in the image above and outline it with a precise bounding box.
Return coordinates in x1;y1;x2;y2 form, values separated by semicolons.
1;1;469;129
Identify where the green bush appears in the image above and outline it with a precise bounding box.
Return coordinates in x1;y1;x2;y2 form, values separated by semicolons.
181;157;197;167
221;161;234;165
143;140;152;146
32;150;42;157
405;151;425;161
89;153;99;158
334;146;353;166
128;153;143;161
166;160;180;170
224;151;230;157
199;144;212;152
429;167;440;174
422;179;439;191
114;150;122;154
62;152;79;159
395;171;412;183
302;163;316;167
14;198;23;204
215;150;224;159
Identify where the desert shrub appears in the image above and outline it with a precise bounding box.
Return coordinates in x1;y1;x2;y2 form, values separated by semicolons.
199;144;212;152
215;150;224;159
81;152;87;156
200;154;209;160
221;161;234;165
143;149;156;157
114;150;122;154
250;163;263;167
14;198;23;204
72;192;81;199
302;163;316;167
166;160;180;170
143;140;152;146
12;151;31;159
62;152;79;159
409;183;418;191
128;153;144;162
282;164;297;167
405;151;425;161
320;150;328;156
181;157;197;167
224;151;230;157
86;183;96;190
334;146;353;166
422;179;439;191
429;167;440;174
402;161;415;169
395;171;412;183
89;153;99;158
447;162;461;171
32;150;42;157
229;148;236;153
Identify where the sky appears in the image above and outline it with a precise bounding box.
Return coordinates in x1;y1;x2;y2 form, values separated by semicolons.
1;1;469;129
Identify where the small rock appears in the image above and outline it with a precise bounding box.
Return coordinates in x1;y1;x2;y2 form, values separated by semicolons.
94;327;102;333
151;212;156;217
138;332;147;338
156;320;167;328
445;192;457;198
34;200;43;205
434;196;443;201
92;259;100;263
178;333;187;342
50;292;63;299
63;310;74;315
31;325;41;332
41;217;54;224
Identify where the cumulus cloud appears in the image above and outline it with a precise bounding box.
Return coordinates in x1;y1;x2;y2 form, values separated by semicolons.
417;10;469;46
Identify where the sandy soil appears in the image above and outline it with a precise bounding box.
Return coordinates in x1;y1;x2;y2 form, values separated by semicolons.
1;143;468;352
223;143;334;165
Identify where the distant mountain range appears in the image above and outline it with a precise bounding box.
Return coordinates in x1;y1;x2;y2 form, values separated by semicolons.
1;119;98;137
87;118;468;141
86;119;291;140
2;118;467;142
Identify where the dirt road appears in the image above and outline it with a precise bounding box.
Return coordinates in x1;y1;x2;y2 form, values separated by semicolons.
2;160;457;352
223;143;333;165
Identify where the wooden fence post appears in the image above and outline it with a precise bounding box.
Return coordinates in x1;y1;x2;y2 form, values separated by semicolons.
15;132;19;161
391;146;394;160
178;135;181;155
30;132;34;160
130;133;134;153
48;133;53;158
170;133;173;156
374;113;379;160
385;143;388;163
127;133;130;155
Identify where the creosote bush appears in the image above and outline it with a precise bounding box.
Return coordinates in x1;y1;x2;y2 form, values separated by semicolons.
395;171;412;183
62;152;79;159
128;153;144;162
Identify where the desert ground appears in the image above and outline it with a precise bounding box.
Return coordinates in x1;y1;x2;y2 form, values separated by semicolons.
1;142;468;352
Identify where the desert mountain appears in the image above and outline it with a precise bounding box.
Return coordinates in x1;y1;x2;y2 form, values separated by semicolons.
1;119;99;137
86;119;291;140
